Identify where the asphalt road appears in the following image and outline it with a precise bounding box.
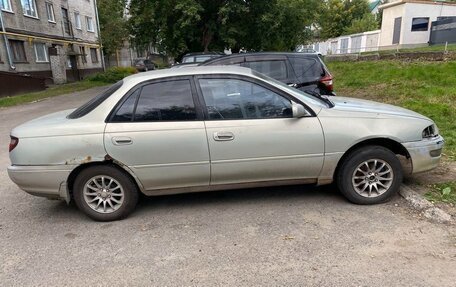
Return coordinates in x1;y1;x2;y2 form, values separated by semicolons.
1;87;455;286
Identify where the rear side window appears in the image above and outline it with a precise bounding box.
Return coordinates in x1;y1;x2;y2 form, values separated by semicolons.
134;80;196;121
289;57;324;83
111;89;140;122
242;61;287;81
68;81;123;119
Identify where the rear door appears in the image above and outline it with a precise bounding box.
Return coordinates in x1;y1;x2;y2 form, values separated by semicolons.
104;77;210;193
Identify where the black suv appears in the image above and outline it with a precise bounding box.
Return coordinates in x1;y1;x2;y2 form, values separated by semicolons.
201;52;334;96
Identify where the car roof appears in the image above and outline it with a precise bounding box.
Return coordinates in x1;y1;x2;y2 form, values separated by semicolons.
201;52;321;65
183;52;223;56
123;66;256;85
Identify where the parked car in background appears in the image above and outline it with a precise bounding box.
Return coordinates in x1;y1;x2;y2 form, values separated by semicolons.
201;52;335;96
295;46;322;57
134;58;155;72
181;52;224;64
8;67;444;221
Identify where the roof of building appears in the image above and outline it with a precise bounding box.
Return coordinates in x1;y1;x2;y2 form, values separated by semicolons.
379;0;456;10
369;0;382;12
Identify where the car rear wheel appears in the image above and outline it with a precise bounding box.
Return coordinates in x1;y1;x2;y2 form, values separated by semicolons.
337;146;403;204
73;165;138;221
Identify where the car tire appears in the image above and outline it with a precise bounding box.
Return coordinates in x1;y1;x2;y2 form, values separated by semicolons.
337;146;403;205
73;165;139;221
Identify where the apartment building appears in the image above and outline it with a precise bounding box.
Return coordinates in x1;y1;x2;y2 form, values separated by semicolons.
0;0;103;84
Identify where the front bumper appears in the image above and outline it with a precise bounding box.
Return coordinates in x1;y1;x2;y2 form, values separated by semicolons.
402;135;445;174
7;165;73;201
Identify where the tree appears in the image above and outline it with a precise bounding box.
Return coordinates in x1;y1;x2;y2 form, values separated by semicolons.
318;0;374;39
344;13;379;35
98;0;129;56
128;0;320;57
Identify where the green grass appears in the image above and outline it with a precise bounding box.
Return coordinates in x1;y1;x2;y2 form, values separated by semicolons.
0;81;108;108
425;182;456;204
327;60;456;160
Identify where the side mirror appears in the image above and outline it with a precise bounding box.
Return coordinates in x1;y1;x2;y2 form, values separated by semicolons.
292;103;310;118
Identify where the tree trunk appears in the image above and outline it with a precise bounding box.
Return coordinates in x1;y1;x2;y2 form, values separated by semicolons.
202;27;213;52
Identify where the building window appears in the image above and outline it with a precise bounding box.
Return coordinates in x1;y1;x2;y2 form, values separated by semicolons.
1;0;13;12
45;2;55;22
80;46;87;63
21;0;38;18
74;12;82;29
9;40;27;62
61;7;71;35
90;48;98;63
86;16;94;32
411;17;429;32
34;43;49;62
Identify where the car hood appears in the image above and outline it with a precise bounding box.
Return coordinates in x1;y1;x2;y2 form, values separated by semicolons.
328;96;430;120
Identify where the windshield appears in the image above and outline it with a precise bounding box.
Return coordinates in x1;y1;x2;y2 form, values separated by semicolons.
251;70;332;107
67;81;123;119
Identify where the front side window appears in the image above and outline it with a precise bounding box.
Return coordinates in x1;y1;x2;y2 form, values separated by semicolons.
21;0;38;18
134;80;197;121
45;2;55;22
411;17;429;32
74;12;82;29
34;43;48;62
9;40;27;62
199;79;292;120
242;60;288;81
86;16;94;32
1;0;13;12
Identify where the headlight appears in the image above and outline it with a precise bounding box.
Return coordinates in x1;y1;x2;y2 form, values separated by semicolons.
422;124;438;138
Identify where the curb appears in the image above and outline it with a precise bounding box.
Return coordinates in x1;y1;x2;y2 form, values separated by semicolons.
399;185;453;224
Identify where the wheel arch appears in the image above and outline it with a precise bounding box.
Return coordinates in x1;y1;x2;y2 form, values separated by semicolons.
333;137;411;181
66;160;145;199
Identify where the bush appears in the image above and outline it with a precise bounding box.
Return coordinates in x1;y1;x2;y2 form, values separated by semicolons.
89;67;137;83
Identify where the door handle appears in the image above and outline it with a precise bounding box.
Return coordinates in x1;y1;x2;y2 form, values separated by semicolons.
112;136;133;145
213;132;235;141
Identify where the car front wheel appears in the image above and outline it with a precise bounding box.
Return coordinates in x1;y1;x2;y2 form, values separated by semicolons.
73;165;138;221
337;146;403;204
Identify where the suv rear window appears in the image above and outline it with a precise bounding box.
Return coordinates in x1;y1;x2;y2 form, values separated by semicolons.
242;60;287;81
67;81;123;119
288;57;324;83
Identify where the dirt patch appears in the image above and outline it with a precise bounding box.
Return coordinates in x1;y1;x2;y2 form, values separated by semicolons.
405;159;456;216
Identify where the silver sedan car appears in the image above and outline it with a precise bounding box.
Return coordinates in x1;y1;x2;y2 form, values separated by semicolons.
8;66;444;221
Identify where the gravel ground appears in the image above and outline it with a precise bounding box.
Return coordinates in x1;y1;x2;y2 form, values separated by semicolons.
0;87;455;286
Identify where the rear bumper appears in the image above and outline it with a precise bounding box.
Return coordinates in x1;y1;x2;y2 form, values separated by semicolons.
403;135;445;174
7;165;73;201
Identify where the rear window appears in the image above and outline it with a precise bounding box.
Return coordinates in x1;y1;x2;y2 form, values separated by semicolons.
289;57;325;83
242;60;287;81
67;81;123;119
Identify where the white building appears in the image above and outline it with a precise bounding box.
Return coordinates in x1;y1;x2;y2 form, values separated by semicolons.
379;0;456;49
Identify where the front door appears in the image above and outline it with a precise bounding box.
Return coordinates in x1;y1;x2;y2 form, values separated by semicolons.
104;78;210;193
196;77;325;185
393;17;402;45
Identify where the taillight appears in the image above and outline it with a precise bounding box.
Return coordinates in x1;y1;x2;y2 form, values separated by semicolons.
9;136;18;152
320;74;333;92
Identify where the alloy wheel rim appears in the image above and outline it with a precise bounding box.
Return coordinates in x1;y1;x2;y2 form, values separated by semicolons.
83;175;124;214
351;159;394;198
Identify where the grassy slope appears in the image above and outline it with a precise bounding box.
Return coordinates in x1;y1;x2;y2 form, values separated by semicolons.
327;60;456;160
0;81;108;108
